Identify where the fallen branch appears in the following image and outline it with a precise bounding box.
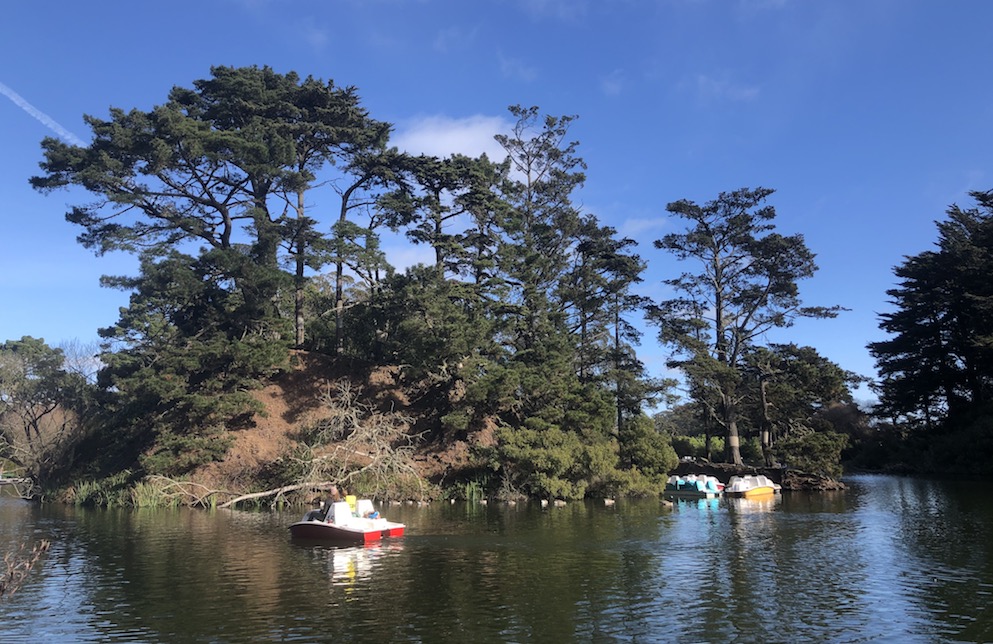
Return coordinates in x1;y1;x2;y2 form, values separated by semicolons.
144;476;234;508
218;481;337;509
1;539;51;602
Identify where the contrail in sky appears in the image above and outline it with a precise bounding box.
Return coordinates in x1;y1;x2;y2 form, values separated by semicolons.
0;80;85;146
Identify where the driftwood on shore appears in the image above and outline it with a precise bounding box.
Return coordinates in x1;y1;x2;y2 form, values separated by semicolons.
673;459;845;491
217;481;338;509
136;476;337;509
0;478;35;500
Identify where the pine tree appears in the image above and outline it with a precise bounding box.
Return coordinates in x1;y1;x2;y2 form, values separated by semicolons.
651;187;842;465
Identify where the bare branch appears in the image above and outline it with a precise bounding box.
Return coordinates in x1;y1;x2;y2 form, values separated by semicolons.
1;540;51;601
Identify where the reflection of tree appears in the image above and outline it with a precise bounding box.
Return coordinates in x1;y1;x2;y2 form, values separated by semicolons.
890;478;993;641
389;500;666;641
0;539;50;601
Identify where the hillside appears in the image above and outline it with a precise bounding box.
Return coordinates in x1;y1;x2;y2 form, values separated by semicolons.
190;350;481;497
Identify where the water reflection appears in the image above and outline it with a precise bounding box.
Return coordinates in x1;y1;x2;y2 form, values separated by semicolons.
725;495;781;514
3;479;993;642
669;496;722;512
296;541;405;586
850;475;993;642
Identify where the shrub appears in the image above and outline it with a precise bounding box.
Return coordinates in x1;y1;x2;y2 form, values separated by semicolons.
619;415;678;477
775;431;847;478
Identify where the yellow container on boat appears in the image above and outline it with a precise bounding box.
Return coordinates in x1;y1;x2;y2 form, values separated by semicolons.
345;495;357;513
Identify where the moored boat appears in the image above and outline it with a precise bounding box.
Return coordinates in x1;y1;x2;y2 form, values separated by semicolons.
664;474;724;499
724;474;782;498
289;498;405;543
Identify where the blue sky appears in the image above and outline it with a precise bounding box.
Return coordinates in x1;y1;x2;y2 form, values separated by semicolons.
2;0;992;405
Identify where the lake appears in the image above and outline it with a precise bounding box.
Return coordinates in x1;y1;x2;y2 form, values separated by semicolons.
2;475;992;642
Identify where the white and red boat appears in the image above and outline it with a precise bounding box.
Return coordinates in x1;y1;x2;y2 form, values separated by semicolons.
289;499;405;543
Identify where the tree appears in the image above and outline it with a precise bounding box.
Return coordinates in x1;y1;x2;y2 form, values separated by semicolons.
380;154;503;280
617;414;678;481
93;252;288;477
869;189;993;427
493;106;585;354
0;337;91;484
31;65;390;346
483;106;590;425
650;187;842;465
459;106;671;498
560;218;666;430
742;343;859;466
327;146;403;353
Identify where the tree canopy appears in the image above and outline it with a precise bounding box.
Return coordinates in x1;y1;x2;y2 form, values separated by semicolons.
19;67;865;502
0;337;93;484
870;190;993;429
649;187;845;465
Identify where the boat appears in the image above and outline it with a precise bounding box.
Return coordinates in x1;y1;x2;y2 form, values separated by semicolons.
664;474;724;499
289;498;405;543
724;474;782;498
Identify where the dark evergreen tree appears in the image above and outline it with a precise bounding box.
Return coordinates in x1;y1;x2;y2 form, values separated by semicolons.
96;252;289;475
741;343;858;467
31;65;391;347
327;147;405;353
458;106;667;499
869;189;993;426
95;251;289;476
561;218;668;431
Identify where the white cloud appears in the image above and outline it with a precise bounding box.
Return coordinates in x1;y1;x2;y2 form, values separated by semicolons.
601;69;625;97
300;22;330;50
499;54;539;82
433;26;477;53
619;216;668;239
0;81;85;146
381;238;436;272
392;114;509;160
519;0;589;21
694;74;760;102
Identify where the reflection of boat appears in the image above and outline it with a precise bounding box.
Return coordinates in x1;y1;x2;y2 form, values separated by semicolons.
726;495;780;513
724;474;782;498
670;496;721;511
289;499;405;543
328;542;403;583
664;474;724;499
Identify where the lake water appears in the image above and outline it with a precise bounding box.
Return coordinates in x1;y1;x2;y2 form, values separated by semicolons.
2;475;992;643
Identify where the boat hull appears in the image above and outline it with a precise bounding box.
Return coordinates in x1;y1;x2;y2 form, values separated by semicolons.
725;486;775;498
724;474;782;499
663;474;724;499
289;519;405;543
664;489;720;499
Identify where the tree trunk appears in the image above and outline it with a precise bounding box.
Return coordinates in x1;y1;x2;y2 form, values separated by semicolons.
722;391;743;465
613;298;622;433
760;378;773;467
295;251;305;347
294;190;306;348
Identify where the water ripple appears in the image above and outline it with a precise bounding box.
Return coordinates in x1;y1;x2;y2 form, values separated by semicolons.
4;480;993;642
